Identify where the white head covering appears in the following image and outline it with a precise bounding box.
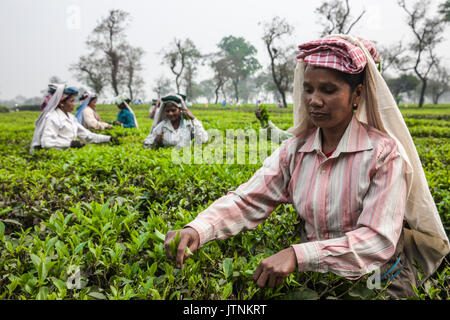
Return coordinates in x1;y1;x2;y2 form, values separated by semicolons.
30;84;65;153
150;93;188;133
115;93;139;129
289;34;449;280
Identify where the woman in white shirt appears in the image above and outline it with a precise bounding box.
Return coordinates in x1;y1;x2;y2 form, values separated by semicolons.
143;94;209;149
30;84;119;151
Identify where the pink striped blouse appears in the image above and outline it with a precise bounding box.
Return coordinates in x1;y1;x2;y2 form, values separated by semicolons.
186;116;407;279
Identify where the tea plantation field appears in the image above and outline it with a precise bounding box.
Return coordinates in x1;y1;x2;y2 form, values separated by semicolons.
0;104;448;300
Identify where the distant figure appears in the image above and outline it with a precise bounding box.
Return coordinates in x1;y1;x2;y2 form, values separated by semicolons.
30;84;118;152
143;93;209;149
222;100;226;107
148;99;160;119
276;99;283;108
113;93;138;128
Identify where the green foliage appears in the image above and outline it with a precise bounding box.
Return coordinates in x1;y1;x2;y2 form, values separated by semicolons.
0;104;448;300
386;74;420;104
439;0;450;21
0;106;10;113
259;105;270;127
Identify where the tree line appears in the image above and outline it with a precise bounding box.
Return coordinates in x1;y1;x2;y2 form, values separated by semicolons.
4;0;447;109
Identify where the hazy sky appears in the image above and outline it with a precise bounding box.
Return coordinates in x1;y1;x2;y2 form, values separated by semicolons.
0;0;448;101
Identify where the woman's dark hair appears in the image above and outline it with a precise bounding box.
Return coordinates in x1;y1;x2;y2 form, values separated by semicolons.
306;65;365;93
61;92;78;103
119;99;132;108
338;68;366;92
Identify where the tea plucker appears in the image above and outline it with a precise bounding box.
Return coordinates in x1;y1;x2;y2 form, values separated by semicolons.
148;98;161;119
143;94;209;149
164;35;449;298
113;93;139;128
30;84;119;151
75;91;113;130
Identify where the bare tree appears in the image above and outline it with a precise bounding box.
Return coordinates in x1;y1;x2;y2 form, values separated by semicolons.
260;16;296;108
426;62;450;104
183;62;197;101
162;38;201;94
123;46;145;101
86;9;130;96
316;0;366;36
398;0;446;107
209;55;233;104
70;55;108;94
152;76;173;98
254;71;277;103
377;43;409;78
72;9;145;99
198;79;216;103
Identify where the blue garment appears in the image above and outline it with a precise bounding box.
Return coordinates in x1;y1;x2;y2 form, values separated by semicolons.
75;101;89;124
117;109;136;128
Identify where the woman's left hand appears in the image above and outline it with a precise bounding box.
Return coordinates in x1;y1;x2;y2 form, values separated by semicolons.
182;107;196;120
253;247;297;288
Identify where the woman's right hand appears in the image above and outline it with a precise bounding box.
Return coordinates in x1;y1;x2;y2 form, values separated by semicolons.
164;227;200;268
70;140;86;148
155;133;164;143
255;108;262;119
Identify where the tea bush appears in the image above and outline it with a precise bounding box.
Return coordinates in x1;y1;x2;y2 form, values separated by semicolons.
0;105;448;300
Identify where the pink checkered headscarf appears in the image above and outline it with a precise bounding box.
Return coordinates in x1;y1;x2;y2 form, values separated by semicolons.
297;36;380;74
40;93;68;111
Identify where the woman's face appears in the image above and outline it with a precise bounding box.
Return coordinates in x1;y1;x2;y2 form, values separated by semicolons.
303;66;362;131
59;95;76;113
88;98;97;109
164;103;181;122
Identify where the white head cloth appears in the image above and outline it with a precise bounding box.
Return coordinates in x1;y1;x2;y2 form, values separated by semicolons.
150;93;187;133
289;34;449;280
115;93;139;129
30;83;65;153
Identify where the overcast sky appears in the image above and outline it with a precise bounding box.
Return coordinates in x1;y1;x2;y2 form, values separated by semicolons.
0;0;448;101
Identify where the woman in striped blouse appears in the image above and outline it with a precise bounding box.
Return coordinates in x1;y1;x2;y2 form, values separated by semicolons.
163;36;449;298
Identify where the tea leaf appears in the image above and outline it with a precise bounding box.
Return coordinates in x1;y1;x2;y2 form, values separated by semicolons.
223;258;233;279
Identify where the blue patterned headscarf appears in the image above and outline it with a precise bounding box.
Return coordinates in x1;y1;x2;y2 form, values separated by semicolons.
40;84;79;111
75;91;97;124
